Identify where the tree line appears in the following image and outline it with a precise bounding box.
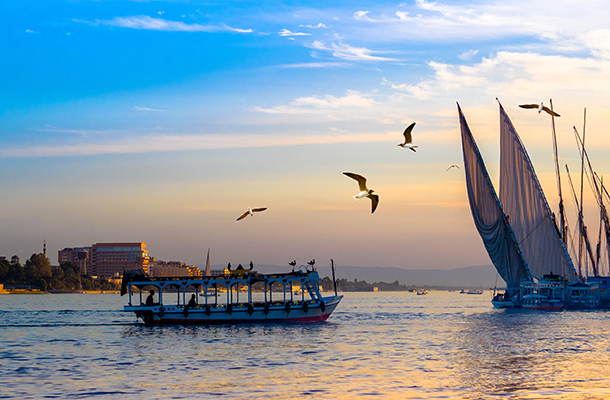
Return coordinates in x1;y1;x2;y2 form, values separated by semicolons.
0;253;119;292
319;277;410;292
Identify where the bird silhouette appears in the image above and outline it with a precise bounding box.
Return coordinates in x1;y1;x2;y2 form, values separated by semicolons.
446;165;460;171
398;122;418;152
343;172;379;213
519;102;560;117
236;207;267;221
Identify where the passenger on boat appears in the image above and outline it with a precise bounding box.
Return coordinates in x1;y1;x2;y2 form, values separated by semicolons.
187;294;197;308
146;290;156;306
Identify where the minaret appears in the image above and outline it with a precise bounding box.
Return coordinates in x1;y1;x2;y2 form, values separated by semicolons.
43;239;47;257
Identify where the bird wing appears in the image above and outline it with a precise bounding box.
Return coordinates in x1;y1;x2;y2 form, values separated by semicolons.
236;211;249;221
402;122;416;143
369;194;379;214
252;207;267;212
343;172;368;192
542;107;560;117
519;104;540;109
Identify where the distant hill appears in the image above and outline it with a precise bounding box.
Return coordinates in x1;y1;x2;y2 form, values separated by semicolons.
200;264;502;289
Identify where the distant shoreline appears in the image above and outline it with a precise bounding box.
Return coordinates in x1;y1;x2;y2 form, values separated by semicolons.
0;290;120;295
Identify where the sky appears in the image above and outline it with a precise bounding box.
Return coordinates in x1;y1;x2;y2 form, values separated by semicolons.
3;0;610;272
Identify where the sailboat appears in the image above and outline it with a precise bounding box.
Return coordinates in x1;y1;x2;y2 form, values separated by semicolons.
458;100;599;309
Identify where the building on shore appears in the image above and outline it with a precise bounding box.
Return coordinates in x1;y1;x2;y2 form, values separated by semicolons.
59;242;149;278
148;259;202;278
58;247;92;274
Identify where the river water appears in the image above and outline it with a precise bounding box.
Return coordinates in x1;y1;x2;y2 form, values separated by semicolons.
1;291;610;399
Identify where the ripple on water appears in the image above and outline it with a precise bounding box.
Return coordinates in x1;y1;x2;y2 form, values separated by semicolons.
1;292;610;399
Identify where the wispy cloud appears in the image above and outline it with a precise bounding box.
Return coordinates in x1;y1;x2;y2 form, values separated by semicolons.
133;106;166;112
75;16;252;33
0;131;396;158
299;23;327;29
274;62;348;69
310;41;397;61
254;91;377;114
458;49;478;61
278;29;310;37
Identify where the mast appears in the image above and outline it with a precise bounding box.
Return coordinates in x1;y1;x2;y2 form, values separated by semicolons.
549;99;567;240
578;108;587;277
566;164;597;277
596;177;604;274
573;124;607;277
599;177;610;276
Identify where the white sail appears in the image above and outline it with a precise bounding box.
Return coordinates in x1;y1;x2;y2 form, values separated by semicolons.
498;103;578;280
459;104;531;290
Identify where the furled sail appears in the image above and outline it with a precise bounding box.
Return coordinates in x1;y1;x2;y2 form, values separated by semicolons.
458;104;531;289
498;102;578;280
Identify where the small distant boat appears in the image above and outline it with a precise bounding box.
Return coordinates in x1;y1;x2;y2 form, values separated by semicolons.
121;262;343;325
466;290;483;295
416;289;428;295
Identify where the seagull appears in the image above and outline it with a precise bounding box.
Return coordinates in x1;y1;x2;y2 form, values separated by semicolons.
446;165;460;171
398;122;418;152
519;102;560;117
236;207;267;221
343;172;379;213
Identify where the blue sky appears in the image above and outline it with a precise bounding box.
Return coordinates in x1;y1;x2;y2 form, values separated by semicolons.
3;0;610;273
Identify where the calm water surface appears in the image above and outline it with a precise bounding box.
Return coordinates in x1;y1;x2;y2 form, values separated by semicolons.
1;291;610;399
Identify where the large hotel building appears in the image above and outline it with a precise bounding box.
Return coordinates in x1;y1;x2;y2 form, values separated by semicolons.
58;242;149;278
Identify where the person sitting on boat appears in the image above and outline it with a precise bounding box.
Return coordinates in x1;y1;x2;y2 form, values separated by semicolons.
146;289;156;306
187;294;197;309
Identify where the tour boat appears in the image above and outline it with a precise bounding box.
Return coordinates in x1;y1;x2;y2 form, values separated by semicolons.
519;279;565;310
121;262;343;325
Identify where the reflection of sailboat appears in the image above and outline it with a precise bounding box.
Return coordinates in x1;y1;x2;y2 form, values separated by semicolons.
458;101;592;309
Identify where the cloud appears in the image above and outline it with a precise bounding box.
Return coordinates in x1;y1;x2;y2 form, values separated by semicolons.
458;49;478;61
254;91;377;114
133;106;166;112
75;16;252;33
384;49;610;108
25;29;39;34
310;41;397;61
345;0;610;47
353;11;378;23
299;23;327;29
0;131;396;158
278;29;311;37
274;62;348;69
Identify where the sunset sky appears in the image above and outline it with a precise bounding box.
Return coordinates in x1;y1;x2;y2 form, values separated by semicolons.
3;1;610;273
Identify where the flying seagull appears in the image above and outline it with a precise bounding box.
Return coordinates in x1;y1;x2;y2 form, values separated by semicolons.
343;172;379;213
446;165;460;171
236;207;267;221
398;122;418;152
519;102;560;117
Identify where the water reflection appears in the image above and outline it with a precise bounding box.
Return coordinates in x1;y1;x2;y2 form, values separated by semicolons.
3;292;610;398
452;309;610;398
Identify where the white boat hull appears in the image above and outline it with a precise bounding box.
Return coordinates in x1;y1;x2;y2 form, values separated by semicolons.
125;296;343;325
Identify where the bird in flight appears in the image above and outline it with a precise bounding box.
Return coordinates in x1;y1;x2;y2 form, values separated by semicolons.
519;102;560;117
343;172;379;213
398;122;418;152
446;165;460;171
236;207;267;221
